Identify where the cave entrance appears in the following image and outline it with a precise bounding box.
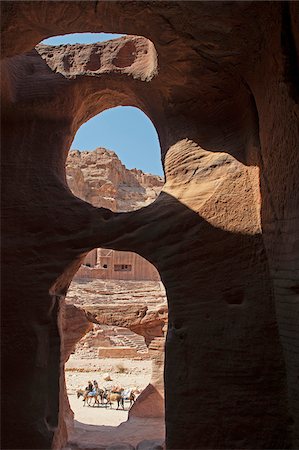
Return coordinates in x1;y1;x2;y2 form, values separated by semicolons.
64;260;167;447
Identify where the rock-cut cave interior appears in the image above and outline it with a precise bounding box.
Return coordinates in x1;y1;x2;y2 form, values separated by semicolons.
1;2;299;450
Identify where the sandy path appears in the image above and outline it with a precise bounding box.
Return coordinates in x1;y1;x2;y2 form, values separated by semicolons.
66;357;152;395
68;417;165;449
69;394;129;427
68;394;165;447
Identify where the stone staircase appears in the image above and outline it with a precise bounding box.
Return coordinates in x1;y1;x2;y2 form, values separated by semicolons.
109;332;148;354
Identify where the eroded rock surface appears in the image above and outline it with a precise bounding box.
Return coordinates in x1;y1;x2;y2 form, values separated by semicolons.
66;148;163;212
59;303;94;436
68;280;167;344
1;2;299;450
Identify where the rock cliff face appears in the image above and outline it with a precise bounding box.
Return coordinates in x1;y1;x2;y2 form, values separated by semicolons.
68;280;167;345
66;148;164;212
1;3;299;450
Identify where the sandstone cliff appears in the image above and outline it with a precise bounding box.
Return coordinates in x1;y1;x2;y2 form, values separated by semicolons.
66;148;164;212
66;279;167;347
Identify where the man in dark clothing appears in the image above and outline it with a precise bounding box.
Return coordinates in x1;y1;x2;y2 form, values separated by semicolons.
86;381;93;392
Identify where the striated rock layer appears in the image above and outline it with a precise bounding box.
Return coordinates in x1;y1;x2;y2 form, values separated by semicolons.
1;2;299;450
66;279;167;351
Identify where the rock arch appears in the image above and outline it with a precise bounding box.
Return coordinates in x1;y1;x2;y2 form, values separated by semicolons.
1;2;299;450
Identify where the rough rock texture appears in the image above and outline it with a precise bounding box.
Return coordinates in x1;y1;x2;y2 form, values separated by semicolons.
106;444;135;450
66;148;163;212
86;303;167;348
67;280;167;311
75;324;149;358
98;346;141;359
62;304;94;364
59;303;93;436
136;440;164;450
129;338;165;419
1;2;299;450
67;280;167;345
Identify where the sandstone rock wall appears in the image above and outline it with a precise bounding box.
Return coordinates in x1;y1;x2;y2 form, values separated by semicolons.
67;280;167;347
55;301;93;449
73;322;150;360
1;3;299;450
98;346;141;359
129;337;165;419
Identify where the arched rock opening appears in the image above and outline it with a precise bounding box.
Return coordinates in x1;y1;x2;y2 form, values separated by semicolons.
1;3;299;450
64;275;167;423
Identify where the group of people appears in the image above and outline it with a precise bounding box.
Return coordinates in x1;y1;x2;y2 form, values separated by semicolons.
85;380;99;396
77;380;136;409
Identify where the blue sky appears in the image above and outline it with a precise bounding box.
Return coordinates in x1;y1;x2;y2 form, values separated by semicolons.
42;34;163;176
42;33;124;46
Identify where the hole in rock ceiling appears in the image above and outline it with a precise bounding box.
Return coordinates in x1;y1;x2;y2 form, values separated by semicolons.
39;32;158;81
42;33;125;46
71;106;163;177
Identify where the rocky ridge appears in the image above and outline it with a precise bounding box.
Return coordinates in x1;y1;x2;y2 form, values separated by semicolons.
66;148;164;212
66;279;167;352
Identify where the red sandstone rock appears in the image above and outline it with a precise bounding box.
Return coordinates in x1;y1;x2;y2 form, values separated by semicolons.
56;302;93;447
61;303;93;363
136;439;164;450
1;3;299;450
83;304;166;347
129;339;165;419
66;148;163;212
